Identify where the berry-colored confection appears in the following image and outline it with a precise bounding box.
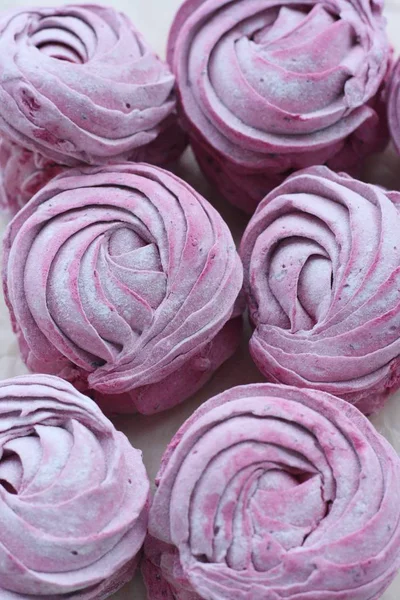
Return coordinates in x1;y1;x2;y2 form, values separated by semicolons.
3;163;243;415
0;4;186;166
143;383;400;600
240;166;400;415
168;0;390;213
388;58;400;154
0;138;64;214
0;374;149;599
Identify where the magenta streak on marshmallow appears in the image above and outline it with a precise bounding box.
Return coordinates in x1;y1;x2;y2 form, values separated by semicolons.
388;58;400;155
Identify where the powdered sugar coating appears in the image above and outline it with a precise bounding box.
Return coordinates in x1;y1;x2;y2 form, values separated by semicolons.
0;4;185;166
168;0;390;213
240;166;400;414
144;383;400;600
0;373;149;599
3;163;243;415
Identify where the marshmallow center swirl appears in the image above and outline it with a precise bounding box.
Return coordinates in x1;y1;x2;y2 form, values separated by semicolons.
240;167;400;413
0;374;149;598
4;164;242;405
169;0;388;151
148;384;400;600
0;5;179;164
167;0;389;212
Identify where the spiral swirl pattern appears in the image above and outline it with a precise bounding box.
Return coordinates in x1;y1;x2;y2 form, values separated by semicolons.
167;0;390;213
0;374;149;599
388;59;400;155
3;163;243;415
144;383;400;600
240;166;400;414
0;4;185;166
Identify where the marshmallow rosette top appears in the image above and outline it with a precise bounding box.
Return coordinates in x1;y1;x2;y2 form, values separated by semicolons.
167;0;390;213
240;166;400;415
143;383;400;600
0;374;149;599
388;59;400;155
0;4;185;166
3;163;243;415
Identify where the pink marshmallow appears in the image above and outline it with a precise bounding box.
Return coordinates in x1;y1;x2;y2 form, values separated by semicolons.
0;137;65;215
167;0;391;213
0;373;149;599
144;383;400;600
388;58;400;154
0;4;186;166
3;163;243;414
240;165;400;414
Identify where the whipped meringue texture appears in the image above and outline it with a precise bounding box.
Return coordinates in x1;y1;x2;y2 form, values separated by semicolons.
240;166;400;414
168;0;390;213
144;383;400;600
3;163;243;414
0;4;186;166
0;137;64;215
0;374;149;599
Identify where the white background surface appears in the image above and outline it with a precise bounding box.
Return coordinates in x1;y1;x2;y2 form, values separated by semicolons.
0;0;400;598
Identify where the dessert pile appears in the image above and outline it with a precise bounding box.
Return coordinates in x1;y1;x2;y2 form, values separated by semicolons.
0;1;399;599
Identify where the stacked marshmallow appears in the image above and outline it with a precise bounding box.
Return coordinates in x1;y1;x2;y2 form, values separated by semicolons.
0;374;149;599
168;0;391;213
0;4;186;212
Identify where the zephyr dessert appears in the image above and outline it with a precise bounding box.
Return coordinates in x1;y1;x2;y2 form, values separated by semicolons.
240;166;400;415
388;58;400;155
0;138;64;214
0;3;186;211
143;383;400;600
168;0;391;213
0;374;149;599
3;163;243;415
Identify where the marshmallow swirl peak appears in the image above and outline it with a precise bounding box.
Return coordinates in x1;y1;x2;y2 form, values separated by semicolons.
0;374;149;599
3;163;243;415
0;4;185;165
167;0;390;213
240;166;400;415
144;383;400;600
